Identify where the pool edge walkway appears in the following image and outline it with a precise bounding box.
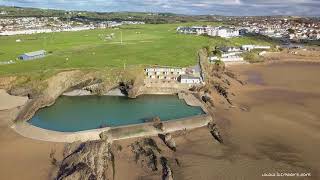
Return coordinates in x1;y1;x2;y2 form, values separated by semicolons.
12;114;212;143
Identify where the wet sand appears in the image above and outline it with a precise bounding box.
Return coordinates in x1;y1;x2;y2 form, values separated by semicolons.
205;62;320;179
0;105;65;180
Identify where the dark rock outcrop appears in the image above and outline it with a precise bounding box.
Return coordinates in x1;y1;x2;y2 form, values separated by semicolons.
118;82;131;96
130;138;162;172
225;70;246;85
119;72;144;98
67;78;103;92
8;86;39;99
130;138;176;179
159;133;177;151
213;83;232;105
208;122;223;143
56;140;113;180
201;95;211;103
152;117;165;131
99;131;111;142
160;157;174;180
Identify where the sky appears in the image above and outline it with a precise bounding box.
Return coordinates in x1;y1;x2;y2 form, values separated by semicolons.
0;0;319;16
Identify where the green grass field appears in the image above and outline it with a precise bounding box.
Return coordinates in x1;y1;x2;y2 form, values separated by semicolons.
0;23;273;76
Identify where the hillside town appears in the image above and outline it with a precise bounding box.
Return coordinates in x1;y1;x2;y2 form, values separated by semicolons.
235;17;320;41
177;17;320;42
0;16;144;35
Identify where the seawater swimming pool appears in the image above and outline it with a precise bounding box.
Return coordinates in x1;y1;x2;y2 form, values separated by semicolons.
29;95;205;132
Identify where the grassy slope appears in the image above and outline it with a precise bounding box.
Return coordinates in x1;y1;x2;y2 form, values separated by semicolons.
0;23;273;75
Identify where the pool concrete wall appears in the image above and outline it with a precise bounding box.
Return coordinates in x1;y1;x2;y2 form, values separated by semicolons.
12;114;212;143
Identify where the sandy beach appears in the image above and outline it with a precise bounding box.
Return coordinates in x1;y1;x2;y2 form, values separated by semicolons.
0;92;65;180
0;89;28;110
205;61;320;179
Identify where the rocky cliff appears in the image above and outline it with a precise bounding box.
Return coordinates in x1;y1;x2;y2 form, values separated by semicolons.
14;70;115;122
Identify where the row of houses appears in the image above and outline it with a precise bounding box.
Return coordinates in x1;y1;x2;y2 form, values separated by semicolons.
144;65;203;85
209;45;271;64
177;26;240;38
0;25;97;36
0;17;145;36
145;67;185;80
238;18;320;41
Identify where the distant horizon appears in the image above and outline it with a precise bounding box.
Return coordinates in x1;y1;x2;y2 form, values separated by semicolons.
0;5;318;18
0;0;319;17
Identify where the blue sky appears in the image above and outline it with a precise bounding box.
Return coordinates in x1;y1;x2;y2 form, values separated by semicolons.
0;0;319;16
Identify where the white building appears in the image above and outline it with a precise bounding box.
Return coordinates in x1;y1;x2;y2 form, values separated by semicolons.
180;75;201;84
207;27;239;38
177;26;240;38
210;56;244;63
209;52;245;64
259;28;275;36
241;45;271;51
176;26;208;35
145;67;186;80
219;46;241;53
216;28;239;38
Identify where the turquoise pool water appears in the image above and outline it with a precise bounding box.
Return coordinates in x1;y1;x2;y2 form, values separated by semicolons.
29;95;204;132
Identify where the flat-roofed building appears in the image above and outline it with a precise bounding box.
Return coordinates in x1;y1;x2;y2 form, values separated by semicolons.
209;52;245;64
179;75;201;84
241;45;271;51
19;50;47;61
145;66;186;80
219;46;241;53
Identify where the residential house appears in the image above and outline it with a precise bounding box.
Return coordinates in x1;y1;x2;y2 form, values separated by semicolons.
209;52;244;64
241;45;271;51
219;46;241;53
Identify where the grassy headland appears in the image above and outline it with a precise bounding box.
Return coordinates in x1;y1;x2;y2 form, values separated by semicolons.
0;23;273;77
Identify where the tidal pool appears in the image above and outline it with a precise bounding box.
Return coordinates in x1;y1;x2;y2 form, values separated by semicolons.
29;95;204;132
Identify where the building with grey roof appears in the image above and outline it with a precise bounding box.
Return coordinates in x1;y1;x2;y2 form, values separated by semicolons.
19;50;46;61
179;75;201;84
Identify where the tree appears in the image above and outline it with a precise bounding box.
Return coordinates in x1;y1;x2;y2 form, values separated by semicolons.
288;28;295;34
212;49;222;59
